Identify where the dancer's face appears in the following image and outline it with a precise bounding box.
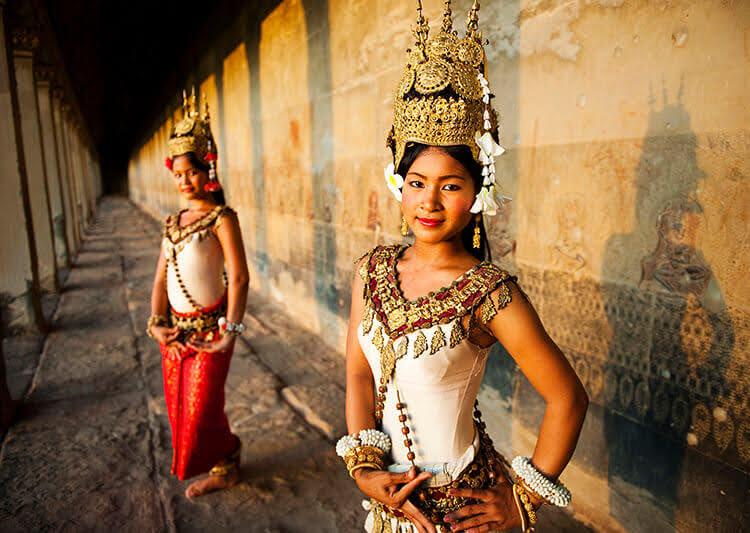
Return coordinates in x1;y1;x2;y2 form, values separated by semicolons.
401;148;477;245
172;155;209;201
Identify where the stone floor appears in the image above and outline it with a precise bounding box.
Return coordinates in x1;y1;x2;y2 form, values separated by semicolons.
0;197;592;532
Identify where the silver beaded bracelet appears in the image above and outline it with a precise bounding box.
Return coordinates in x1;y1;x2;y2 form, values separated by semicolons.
218;317;245;336
336;429;392;458
511;456;572;507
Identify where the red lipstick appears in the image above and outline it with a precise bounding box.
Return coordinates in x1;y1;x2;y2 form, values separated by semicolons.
417;217;444;227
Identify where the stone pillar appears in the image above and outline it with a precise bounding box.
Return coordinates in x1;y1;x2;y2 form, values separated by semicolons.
35;67;69;271
68;122;88;231
93;155;102;199
51;89;76;257
62;114;83;243
60;108;82;248
0;8;44;333
81;140;95;221
11;29;58;293
86;150;100;208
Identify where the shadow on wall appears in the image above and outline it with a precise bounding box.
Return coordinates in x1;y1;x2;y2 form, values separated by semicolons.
473;0;521;458
601;81;739;530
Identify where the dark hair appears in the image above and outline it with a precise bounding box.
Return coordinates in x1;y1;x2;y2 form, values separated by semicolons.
178;152;226;205
396;143;492;262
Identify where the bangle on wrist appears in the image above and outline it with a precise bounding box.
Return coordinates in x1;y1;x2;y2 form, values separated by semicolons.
146;315;168;338
349;462;381;479
519;479;545;509
344;445;385;474
511;456;571;508
218;317;245;336
336;429;391;478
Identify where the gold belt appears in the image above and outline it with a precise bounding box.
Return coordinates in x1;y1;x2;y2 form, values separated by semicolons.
170;308;223;333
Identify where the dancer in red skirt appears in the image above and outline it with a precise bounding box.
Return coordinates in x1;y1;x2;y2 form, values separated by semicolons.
147;89;249;499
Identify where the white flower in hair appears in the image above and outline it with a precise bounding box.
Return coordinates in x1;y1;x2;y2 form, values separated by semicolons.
384;162;404;202
470;184;500;216
475;131;505;165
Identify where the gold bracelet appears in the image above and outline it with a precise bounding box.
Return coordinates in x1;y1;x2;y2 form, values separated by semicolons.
516;482;539;527
344;445;386;472
349;462;383;479
513;483;536;532
146;314;168;338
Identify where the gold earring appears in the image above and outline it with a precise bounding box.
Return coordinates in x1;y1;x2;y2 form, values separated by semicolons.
472;214;481;249
401;215;409;236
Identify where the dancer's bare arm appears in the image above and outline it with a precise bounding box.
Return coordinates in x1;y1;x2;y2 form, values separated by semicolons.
486;281;588;479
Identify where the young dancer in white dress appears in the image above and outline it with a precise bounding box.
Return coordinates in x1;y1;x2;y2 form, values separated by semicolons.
336;3;588;532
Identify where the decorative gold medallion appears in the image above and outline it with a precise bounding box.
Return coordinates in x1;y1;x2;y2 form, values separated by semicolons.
456;37;483;67
415;59;451;94
427;32;459;59
452;61;483;100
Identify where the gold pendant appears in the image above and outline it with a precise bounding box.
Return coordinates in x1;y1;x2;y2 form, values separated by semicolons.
413;331;427;358
449;320;465;348
430;326;446;355
380;338;397;381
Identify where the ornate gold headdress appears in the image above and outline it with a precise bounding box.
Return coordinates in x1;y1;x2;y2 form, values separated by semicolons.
166;87;221;191
385;1;507;216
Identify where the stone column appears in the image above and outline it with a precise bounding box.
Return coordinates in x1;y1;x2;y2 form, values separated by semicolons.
0;8;44;333
51;89;76;257
68;122;88;230
11;29;58;293
62;114;83;243
86;150;100;208
82;140;95;221
60;107;82;248
35;67;69;271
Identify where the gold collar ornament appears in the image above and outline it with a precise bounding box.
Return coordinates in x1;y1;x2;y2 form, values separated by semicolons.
165;87;221;192
385;1;510;216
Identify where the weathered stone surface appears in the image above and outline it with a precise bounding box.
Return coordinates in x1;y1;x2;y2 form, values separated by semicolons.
282;383;347;440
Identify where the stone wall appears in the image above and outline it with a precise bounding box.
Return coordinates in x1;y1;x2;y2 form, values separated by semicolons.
128;1;750;530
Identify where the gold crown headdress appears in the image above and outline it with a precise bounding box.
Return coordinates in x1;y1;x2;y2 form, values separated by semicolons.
385;0;507;217
166;87;221;191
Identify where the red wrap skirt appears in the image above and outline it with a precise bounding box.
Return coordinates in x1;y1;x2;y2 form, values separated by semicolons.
160;301;239;480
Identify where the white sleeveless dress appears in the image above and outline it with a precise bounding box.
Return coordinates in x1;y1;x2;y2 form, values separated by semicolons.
355;245;516;532
161;205;231;314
